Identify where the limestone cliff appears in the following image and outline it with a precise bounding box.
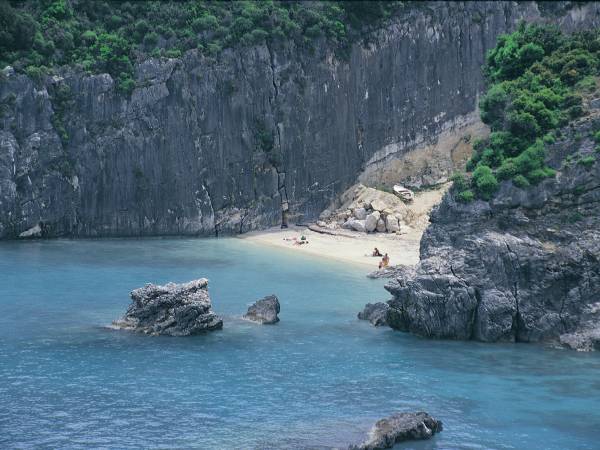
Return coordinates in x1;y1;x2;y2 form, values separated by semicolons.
1;1;599;238
385;111;600;351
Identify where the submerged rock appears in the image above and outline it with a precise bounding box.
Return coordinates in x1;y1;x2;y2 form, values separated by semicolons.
358;302;389;327
244;295;280;324
350;412;442;450
113;278;223;336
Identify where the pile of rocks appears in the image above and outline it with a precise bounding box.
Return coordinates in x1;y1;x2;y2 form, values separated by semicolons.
317;184;414;234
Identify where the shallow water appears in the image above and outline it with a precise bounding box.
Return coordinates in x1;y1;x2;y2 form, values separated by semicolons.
0;238;599;449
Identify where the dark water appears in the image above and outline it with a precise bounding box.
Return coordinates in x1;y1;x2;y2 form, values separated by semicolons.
0;238;599;449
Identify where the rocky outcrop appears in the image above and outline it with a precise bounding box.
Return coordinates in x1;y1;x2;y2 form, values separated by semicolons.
349;412;442;450
3;2;598;239
113;278;223;336
358;302;389;327
385;113;600;350
243;295;280;324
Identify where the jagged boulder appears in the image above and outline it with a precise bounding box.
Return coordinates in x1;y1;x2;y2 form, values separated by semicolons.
370;199;387;212
353;207;368;220
244;295;280;324
385;214;399;233
365;211;380;232
344;218;367;232
113;278;223;336
349;412;442;450
358;302;389;326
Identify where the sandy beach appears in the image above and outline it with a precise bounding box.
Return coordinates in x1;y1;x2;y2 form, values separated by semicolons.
239;185;448;270
239;225;421;270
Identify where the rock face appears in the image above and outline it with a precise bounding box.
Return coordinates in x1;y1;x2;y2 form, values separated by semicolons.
243;295;280;324
113;278;223;336
358;302;389;327
386;114;600;350
350;412;442;450
3;2;598;239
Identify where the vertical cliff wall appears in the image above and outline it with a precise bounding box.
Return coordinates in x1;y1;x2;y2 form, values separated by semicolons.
1;1;598;238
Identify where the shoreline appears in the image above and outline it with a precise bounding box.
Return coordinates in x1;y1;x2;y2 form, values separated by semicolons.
239;225;421;271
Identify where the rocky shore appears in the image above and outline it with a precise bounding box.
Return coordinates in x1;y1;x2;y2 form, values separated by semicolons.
379;113;600;350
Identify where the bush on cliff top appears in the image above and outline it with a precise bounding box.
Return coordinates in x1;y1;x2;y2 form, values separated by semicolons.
460;23;600;201
0;0;401;93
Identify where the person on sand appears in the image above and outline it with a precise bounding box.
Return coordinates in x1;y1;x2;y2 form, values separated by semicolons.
372;247;382;257
383;253;390;267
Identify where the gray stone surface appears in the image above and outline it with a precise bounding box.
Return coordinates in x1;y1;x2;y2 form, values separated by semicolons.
358;302;389;327
385;114;600;350
365;211;380;232
243;294;280;324
112;278;223;336
349;412;442;450
3;2;597;239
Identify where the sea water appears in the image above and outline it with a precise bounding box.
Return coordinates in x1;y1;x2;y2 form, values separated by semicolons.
0;238;599;449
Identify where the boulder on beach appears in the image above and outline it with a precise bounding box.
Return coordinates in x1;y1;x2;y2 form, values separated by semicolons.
344;218;367;233
112;278;223;336
353;207;368;220
385;214;399;233
358;302;389;326
349;412;442;450
365;211;380;232
244;295;280;324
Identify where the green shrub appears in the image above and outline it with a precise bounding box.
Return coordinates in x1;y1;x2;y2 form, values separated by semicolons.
594;131;600;143
457;190;475;203
143;32;159;47
472;165;499;200
450;172;468;192
527;167;556;184
542;132;555;144
497;159;517;180
513;174;530;188
578;155;596;168
471;24;600;200
164;49;181;59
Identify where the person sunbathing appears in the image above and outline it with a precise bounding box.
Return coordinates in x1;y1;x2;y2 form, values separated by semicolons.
382;253;390;267
372;247;382;257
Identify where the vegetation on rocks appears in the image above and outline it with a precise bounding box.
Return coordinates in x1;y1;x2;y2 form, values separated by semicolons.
456;23;600;201
0;0;400;93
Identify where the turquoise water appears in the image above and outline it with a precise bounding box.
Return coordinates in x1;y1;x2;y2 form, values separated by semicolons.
1;238;599;449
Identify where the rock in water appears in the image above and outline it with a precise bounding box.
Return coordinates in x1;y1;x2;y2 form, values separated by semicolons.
244;295;280;324
113;278;223;336
350;412;442;450
358;302;389;326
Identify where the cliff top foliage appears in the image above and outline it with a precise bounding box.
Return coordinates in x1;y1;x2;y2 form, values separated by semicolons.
456;23;600;202
0;0;401;93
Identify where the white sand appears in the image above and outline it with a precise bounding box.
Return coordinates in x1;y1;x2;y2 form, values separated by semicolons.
238;185;447;271
239;225;421;270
